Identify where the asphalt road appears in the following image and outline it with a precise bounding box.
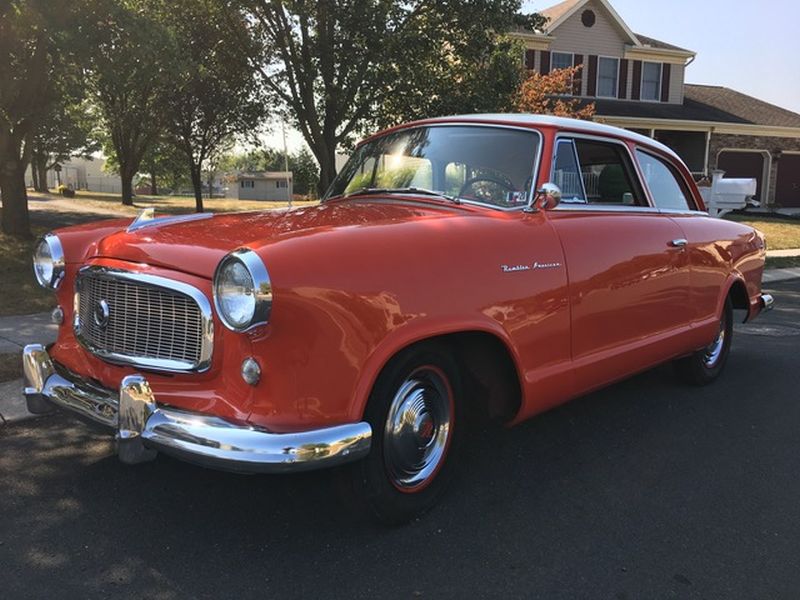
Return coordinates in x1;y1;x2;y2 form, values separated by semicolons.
1;280;799;599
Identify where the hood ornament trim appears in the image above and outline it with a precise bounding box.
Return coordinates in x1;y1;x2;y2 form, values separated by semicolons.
127;208;212;233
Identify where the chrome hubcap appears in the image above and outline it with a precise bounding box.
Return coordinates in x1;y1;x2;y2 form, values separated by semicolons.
384;367;452;491
704;313;727;367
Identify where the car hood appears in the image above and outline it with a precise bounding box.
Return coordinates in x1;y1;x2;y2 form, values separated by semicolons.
93;199;466;278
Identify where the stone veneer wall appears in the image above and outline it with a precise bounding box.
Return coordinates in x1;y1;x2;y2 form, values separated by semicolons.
709;133;800;206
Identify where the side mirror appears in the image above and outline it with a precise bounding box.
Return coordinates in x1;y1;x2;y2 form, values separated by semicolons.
533;183;562;210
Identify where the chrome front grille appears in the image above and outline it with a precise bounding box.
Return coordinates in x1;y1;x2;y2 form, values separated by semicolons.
75;268;213;372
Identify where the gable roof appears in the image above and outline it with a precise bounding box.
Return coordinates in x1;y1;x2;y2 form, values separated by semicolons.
589;84;800;129
539;0;640;45
634;33;692;54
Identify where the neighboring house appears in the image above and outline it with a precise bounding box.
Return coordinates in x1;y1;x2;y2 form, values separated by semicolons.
512;0;800;208
237;172;293;201
25;156;123;194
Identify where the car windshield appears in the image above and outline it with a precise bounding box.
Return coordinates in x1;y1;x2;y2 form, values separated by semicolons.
325;125;541;209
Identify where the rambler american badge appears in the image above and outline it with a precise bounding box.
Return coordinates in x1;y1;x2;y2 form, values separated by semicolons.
501;261;562;273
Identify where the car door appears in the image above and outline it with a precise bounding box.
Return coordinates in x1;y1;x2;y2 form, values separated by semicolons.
545;136;691;391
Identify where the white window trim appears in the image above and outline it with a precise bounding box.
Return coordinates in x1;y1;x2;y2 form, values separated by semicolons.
596;56;620;99
640;61;663;103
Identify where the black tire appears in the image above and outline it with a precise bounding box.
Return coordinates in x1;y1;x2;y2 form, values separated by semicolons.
674;296;733;385
339;342;465;524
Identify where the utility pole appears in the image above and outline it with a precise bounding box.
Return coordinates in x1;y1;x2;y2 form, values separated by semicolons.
282;121;291;208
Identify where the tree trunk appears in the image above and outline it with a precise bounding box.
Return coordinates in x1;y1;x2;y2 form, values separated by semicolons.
150;170;158;196
35;156;48;192
0;160;32;238
190;166;204;212
120;165;135;206
316;142;338;197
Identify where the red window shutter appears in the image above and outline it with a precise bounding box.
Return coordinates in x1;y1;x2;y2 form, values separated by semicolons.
572;54;584;95
524;49;535;71
618;59;628;99
540;50;551;75
586;55;597;96
660;63;671;102
631;60;642;100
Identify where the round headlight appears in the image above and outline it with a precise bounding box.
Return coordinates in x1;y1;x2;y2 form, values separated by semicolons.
33;233;65;290
213;249;272;332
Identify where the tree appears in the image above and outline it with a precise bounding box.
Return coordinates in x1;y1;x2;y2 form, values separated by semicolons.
0;0;84;236
161;0;268;212
139;138;189;196
514;66;596;120
86;0;177;206
222;0;526;196
30;97;100;193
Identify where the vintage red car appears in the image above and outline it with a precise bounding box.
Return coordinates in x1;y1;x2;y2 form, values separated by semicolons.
24;114;772;522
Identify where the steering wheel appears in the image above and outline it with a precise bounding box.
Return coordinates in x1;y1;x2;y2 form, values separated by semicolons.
458;174;516;200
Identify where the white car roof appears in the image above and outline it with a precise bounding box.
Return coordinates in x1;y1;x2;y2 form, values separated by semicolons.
419;113;680;162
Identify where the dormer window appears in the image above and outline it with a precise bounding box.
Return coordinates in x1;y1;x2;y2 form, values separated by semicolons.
641;62;663;101
597;57;619;98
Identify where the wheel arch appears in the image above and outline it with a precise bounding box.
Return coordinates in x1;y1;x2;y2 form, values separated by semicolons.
723;274;752;323
350;323;524;425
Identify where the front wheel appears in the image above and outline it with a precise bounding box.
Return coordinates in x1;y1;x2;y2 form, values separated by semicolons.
674;296;733;385
339;343;464;524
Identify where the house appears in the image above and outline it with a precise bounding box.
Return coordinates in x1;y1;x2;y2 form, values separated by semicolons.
512;0;800;208
237;172;293;201
25;156;123;194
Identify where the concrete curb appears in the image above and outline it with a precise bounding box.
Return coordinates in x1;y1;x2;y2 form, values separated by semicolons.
0;378;34;424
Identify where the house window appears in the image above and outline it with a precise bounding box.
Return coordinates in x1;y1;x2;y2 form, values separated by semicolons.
597;57;619;98
276;180;288;188
240;180;254;188
552;52;573;71
641;62;662;101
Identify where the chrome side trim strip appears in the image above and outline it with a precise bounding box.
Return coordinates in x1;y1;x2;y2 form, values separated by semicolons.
22;345;373;473
74;266;214;373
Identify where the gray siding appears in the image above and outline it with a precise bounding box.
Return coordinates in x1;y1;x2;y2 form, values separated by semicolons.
549;0;628;58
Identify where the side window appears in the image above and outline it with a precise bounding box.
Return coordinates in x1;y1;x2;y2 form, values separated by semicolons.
636;150;693;210
552;140;586;203
573;139;642;205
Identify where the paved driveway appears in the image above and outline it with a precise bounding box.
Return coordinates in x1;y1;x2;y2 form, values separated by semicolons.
1;280;799;599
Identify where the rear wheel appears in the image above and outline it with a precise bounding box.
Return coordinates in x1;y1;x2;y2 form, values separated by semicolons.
340;343;464;524
674;296;733;385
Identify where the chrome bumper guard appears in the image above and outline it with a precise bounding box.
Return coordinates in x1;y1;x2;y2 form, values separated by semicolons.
760;293;774;312
22;344;372;473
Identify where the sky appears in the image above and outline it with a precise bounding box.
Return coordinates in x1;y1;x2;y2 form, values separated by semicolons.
267;0;800;153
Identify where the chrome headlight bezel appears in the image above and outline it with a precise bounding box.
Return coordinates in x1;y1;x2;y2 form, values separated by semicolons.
212;248;272;332
33;233;66;290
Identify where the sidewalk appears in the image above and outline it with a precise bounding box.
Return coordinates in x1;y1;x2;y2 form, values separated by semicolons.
0;312;58;424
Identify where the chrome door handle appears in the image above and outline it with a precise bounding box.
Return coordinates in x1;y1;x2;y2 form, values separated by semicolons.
668;239;688;248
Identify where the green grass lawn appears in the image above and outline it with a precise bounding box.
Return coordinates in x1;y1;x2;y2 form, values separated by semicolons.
0;226;57;317
765;256;800;270
725;214;800;251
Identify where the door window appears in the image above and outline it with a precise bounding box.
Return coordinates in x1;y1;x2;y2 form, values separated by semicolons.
553;140;586;203
636;150;693;210
571;139;643;205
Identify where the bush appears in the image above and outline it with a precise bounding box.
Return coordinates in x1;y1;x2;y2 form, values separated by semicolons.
57;184;75;198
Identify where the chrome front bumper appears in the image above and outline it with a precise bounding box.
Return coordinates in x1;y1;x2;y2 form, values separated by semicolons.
22;344;372;473
760;293;774;312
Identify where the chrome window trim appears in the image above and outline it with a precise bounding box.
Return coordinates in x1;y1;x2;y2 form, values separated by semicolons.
213;248;273;332
634;146;704;213
73;266;214;373
551;132;653;213
327;123;544;213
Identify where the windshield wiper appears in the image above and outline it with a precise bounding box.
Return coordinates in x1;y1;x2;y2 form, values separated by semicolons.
342;187;460;204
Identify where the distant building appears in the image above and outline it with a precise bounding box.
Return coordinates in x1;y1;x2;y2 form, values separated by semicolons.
237;172;293;201
25;156;123;194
